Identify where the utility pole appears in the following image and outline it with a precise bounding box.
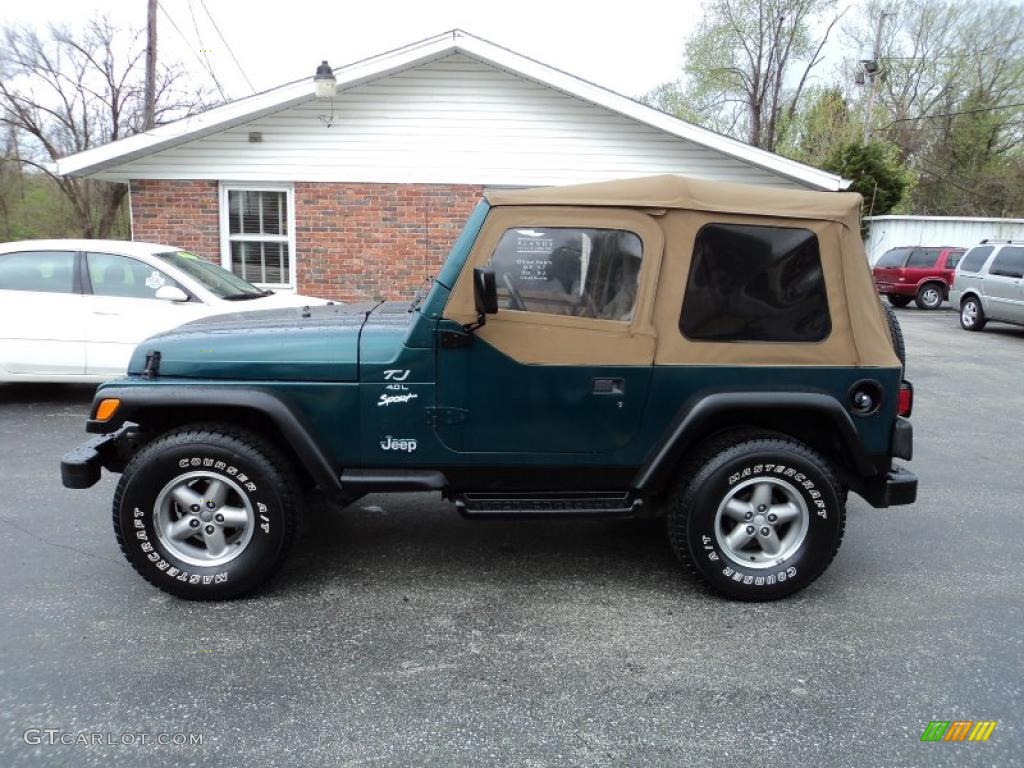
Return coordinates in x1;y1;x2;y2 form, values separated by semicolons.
862;9;891;141
144;0;157;130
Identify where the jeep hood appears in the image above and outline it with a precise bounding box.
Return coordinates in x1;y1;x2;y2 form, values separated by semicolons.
127;302;412;381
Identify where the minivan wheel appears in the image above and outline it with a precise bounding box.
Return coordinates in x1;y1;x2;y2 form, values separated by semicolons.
113;423;300;600
667;433;845;601
960;297;986;331
915;283;944;310
887;294;912;308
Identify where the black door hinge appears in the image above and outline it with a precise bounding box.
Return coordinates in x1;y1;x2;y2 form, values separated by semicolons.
440;329;473;349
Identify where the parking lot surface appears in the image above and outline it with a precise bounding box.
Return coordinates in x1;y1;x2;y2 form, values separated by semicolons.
1;308;1022;767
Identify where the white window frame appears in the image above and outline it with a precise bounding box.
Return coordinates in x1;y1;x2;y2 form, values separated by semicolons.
218;182;297;290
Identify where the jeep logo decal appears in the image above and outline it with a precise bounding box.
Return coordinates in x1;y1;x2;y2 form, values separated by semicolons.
380;435;417;452
383;369;410;381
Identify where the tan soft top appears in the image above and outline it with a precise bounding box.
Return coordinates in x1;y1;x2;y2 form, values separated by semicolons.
459;174;897;369
486;174;862;224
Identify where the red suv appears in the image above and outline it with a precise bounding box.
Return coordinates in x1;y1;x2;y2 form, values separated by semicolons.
872;246;965;309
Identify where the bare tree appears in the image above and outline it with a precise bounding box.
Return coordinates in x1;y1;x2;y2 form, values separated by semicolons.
0;16;214;238
846;0;1024;215
672;0;845;151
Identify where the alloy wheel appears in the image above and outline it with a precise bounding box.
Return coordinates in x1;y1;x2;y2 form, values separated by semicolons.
962;301;978;327
714;477;810;568
153;471;255;567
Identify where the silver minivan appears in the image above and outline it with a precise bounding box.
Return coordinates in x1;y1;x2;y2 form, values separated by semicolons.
949;240;1024;331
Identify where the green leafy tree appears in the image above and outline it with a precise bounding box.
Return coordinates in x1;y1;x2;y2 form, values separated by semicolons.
783;86;858;165
824;139;911;229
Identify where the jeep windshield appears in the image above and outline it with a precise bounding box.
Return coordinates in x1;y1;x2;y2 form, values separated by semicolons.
153;250;270;300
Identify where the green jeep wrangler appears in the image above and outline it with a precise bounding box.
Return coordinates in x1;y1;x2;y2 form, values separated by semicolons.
62;175;916;601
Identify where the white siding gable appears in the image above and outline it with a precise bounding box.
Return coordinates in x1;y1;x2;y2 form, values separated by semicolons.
99;54;799;188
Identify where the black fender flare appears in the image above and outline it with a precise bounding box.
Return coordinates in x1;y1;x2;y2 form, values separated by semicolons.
86;385;341;492
631;391;877;493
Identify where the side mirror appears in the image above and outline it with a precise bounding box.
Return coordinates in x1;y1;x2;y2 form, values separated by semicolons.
473;267;498;316
155;285;189;302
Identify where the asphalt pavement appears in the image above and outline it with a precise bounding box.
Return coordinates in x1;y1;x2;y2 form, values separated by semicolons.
1;307;1022;767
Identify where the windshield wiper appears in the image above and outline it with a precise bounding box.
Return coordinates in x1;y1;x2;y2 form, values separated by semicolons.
221;292;265;301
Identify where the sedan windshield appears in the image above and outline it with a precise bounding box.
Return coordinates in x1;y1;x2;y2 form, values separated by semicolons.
153;251;268;300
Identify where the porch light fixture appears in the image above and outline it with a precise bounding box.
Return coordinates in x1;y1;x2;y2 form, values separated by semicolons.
314;60;337;127
314;61;336;98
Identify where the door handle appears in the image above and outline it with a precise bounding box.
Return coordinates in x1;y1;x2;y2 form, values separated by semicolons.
92;311;119;316
592;377;625;395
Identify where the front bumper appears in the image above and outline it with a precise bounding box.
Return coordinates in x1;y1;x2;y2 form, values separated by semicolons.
61;428;129;489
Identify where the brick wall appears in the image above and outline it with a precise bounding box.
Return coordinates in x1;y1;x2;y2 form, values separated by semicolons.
129;179;485;302
294;182;484;301
130;179;220;259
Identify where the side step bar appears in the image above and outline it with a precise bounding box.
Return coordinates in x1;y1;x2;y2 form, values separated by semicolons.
455;492;641;519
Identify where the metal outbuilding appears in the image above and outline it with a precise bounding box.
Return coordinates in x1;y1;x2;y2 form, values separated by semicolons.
863;215;1024;263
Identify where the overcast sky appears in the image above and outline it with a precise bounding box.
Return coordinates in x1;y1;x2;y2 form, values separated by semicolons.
1;0;713;100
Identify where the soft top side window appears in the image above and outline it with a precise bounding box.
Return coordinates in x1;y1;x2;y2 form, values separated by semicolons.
487;227;643;321
680;223;830;343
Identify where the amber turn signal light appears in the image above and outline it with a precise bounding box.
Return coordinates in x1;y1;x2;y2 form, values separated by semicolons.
94;398;121;422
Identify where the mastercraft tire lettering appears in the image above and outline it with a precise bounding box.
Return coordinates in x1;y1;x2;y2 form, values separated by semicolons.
667;434;846;601
113;424;299;600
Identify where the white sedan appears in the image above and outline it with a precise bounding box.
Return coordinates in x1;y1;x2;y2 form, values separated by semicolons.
0;239;331;383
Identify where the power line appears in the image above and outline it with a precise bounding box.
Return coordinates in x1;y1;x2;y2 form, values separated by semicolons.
881;101;1024;129
199;0;256;95
155;0;227;101
892;139;1015;208
186;0;228;100
884;49;1016;61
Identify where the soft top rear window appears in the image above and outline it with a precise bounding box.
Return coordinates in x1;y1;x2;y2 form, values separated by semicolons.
680;223;830;343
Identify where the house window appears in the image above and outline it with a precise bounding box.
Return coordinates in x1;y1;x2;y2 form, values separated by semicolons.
219;184;295;288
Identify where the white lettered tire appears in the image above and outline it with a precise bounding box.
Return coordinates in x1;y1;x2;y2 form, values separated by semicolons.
113;424;299;600
667;433;846;600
